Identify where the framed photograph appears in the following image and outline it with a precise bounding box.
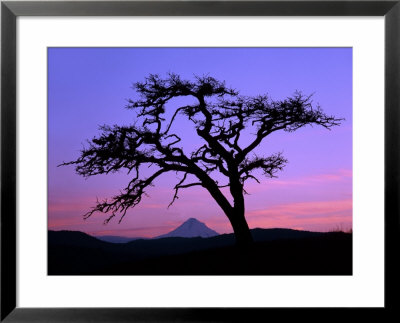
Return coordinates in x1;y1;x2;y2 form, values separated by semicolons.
1;0;399;321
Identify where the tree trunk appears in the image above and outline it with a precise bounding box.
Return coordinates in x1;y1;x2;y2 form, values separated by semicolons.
228;209;253;247
199;170;253;247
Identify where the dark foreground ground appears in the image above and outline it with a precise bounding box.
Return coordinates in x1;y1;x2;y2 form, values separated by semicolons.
48;229;352;275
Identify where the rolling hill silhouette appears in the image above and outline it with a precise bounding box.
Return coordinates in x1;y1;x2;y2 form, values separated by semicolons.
48;227;352;275
95;235;146;243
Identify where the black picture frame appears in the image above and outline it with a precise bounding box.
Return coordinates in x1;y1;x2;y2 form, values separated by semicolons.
1;1;399;321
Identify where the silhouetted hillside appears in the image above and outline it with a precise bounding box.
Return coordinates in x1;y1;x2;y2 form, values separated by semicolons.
95;235;145;243
103;232;352;275
48;229;351;275
49;230;107;247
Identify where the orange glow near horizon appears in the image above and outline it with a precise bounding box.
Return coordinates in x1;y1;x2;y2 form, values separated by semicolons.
48;181;352;238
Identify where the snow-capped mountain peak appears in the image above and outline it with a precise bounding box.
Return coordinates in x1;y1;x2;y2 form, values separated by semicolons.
156;218;219;239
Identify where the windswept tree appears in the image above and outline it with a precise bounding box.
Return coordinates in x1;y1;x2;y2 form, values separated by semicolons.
61;74;342;246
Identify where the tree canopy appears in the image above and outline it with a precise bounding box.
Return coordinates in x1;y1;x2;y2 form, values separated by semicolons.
62;73;342;246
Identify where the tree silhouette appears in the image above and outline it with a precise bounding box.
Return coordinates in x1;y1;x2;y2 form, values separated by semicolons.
61;73;342;247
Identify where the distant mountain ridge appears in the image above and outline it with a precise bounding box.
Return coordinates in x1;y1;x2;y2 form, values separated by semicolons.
95;236;146;243
48;227;323;248
93;218;218;243
155;218;219;239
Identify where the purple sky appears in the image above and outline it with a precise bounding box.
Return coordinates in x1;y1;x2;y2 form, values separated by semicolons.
48;47;352;237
